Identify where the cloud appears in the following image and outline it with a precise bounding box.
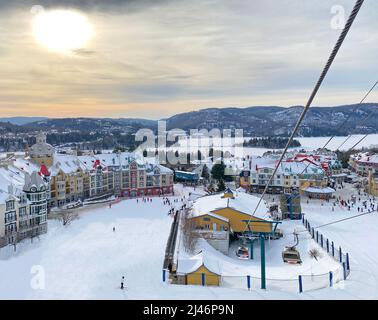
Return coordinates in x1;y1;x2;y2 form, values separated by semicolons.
0;0;171;12
0;0;377;119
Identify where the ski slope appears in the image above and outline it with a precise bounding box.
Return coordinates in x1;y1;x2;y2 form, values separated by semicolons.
0;183;377;299
0;190;285;299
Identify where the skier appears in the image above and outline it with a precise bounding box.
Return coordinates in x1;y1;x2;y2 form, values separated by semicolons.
113;227;116;232
120;276;125;290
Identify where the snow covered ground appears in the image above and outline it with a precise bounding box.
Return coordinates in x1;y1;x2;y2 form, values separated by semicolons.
298;183;378;299
242;134;378;157
0;183;377;299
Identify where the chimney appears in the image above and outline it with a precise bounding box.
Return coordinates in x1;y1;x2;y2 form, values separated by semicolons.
8;184;14;195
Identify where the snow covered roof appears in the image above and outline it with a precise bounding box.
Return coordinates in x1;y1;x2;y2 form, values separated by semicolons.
51;154;86;175
244;157;323;175
303;187;336;194
192;190;268;220
356;154;378;165
23;171;45;192
0;166;25;191
176;250;221;275
331;173;348;178
192;211;229;222
11;157;40;175
0;166;27;202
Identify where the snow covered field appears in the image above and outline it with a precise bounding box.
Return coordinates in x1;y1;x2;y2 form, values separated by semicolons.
0;183;377;299
0;190;299;299
243;134;378;157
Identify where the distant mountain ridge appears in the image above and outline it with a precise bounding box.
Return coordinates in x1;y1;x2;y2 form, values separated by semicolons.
164;103;378;136
0;117;48;125
3;103;378;137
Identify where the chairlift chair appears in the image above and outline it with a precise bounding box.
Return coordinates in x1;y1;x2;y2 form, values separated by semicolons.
282;232;302;264
282;246;302;264
236;246;249;260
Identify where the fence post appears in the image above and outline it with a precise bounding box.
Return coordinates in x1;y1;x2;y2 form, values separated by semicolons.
326;239;329;253
201;273;205;286
311;227;315;238
162;269;166;282
329;271;333;287
346;253;350;271
316;231;319;243
343;262;347;280
332;241;335;257
321;234;323;248
247;275;251;290
339;247;342;263
298;275;303;293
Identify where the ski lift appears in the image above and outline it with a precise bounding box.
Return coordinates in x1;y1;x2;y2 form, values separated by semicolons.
282;232;302;264
236;246;249;260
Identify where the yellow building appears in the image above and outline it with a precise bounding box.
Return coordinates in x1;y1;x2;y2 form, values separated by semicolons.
177;251;221;286
49;166;87;207
191;189;274;235
299;177;328;195
368;169;378;196
189;213;229;232
212;207;272;233
239;170;251;190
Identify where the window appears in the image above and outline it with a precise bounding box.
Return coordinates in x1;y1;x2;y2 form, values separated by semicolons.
203;217;210;221
19;207;27;216
6;200;15;211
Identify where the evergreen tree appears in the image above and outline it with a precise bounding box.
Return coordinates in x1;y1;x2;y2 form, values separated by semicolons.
217;179;226;192
211;162;225;181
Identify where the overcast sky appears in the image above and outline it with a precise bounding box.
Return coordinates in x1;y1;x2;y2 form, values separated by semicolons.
0;0;377;119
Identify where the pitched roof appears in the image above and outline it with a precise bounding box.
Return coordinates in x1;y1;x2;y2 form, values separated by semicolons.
176;250;221;275
192;189;268;220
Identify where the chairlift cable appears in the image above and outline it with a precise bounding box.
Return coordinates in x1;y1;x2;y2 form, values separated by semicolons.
300;209;375;233
243;0;365;233
298;80;378;177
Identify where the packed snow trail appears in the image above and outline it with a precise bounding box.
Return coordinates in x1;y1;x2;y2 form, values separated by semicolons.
0;192;296;299
1;183;377;299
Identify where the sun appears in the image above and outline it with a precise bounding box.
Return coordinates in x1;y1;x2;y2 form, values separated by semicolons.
32;9;94;54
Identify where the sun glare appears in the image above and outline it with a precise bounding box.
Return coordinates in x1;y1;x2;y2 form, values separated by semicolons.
32;9;93;54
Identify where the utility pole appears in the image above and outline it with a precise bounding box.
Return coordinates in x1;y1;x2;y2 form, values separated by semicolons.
260;234;266;289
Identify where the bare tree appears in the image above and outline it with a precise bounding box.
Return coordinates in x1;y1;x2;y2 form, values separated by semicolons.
309;248;322;261
59;210;78;226
182;216;199;253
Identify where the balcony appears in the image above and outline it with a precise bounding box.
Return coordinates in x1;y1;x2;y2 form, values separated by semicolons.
194;229;229;240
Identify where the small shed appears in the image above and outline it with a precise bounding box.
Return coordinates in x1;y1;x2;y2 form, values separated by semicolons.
176;250;221;286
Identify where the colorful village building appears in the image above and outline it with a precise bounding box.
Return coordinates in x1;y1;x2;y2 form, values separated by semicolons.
188;188;280;255
23;133;175;207
176;250;221;286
